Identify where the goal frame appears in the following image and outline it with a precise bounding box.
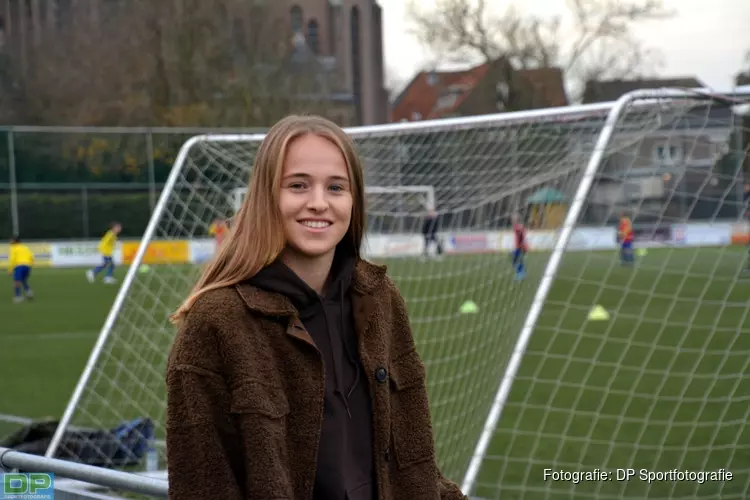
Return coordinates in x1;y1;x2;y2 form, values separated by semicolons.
44;88;736;495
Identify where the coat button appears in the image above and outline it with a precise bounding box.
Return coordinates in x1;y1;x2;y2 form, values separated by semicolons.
375;367;387;383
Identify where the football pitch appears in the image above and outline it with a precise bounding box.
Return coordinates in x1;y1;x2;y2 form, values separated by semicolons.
1;247;749;499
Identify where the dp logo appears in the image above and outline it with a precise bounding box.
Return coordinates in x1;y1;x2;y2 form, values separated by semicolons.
1;473;54;499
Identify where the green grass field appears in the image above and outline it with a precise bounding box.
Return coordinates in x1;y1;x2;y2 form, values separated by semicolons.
1;247;749;499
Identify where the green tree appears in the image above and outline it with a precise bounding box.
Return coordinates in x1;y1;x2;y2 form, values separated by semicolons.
15;0;342;127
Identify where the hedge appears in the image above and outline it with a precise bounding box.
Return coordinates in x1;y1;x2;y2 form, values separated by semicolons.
0;193;154;240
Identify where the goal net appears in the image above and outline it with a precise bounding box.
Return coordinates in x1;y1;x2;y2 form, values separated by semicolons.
46;89;750;499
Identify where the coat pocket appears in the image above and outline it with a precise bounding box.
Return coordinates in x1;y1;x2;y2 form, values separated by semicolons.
229;379;290;419
227;379;294;498
388;348;436;469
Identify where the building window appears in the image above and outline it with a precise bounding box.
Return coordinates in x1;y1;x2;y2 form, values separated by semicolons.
307;19;319;54
653;143;683;165
434;84;466;111
328;3;339;55
350;6;362;124
290;5;303;33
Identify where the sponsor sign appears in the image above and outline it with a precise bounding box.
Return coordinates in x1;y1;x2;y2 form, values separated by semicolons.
121;241;190;265
450;233;489;253
383;235;423;257
189;239;217;264
671;224;687;245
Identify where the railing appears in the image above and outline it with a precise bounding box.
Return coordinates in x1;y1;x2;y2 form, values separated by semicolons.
0;446;168;499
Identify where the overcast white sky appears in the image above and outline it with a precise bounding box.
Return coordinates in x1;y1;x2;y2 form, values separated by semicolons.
379;0;750;95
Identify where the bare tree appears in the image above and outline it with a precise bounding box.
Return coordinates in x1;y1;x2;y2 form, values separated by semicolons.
736;50;750;87
407;0;672;103
16;0;339;127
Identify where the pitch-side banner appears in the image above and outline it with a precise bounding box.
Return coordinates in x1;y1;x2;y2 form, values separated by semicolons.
121;241;190;265
731;222;750;245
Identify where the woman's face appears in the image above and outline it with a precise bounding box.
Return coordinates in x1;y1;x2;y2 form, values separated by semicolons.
278;134;353;263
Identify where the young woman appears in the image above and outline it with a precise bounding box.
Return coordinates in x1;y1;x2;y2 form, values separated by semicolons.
165;115;467;500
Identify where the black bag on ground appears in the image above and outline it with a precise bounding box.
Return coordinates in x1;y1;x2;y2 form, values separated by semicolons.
0;417;154;469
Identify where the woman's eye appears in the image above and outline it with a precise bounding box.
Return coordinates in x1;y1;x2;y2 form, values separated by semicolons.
329;184;344;192
289;182;306;190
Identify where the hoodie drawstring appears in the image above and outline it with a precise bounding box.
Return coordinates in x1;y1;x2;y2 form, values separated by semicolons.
342;281;361;404
318;283;354;419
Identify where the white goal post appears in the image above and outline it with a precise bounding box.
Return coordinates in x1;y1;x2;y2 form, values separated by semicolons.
46;88;750;499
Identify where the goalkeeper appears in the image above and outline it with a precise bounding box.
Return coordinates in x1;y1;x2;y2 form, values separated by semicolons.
422;209;444;259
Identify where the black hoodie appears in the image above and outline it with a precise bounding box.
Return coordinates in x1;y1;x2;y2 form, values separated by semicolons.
247;245;375;500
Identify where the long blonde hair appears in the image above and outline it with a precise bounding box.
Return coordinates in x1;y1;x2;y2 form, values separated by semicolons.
170;115;366;324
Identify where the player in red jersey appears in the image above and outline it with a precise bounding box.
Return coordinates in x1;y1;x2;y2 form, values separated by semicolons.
511;213;528;280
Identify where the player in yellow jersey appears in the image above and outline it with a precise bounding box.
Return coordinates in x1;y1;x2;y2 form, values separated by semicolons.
8;236;34;303
86;222;122;284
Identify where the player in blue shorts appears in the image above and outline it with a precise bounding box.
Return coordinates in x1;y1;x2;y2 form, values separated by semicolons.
511;213;528;281
8;236;34;303
618;212;635;265
87;222;122;284
744;184;749;274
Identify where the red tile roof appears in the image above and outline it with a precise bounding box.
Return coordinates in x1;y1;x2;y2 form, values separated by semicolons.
390;62;567;122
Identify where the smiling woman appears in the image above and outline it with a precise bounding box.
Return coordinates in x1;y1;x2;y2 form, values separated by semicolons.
165;114;468;500
279;134;354;291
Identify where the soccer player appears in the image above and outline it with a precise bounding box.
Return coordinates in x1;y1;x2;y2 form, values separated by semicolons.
8;236;34;303
208;218;229;249
86;222;122;284
618;211;635;265
422;209;444;260
511;213;528;281
744;184;750;274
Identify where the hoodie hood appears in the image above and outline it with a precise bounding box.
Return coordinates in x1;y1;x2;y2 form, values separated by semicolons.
249;244;356;319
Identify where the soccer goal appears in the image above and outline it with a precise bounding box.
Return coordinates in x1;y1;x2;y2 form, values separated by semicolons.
47;88;750;499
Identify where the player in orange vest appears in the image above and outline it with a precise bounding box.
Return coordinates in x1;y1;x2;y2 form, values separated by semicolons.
208;218;229;249
618;212;635;265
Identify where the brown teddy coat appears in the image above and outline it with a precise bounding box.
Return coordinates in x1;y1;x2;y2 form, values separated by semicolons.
165;258;468;500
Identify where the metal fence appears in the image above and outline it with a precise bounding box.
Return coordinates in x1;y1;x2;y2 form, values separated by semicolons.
0;125;267;240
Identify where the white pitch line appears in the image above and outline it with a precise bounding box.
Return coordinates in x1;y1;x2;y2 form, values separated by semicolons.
0;412;33;425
